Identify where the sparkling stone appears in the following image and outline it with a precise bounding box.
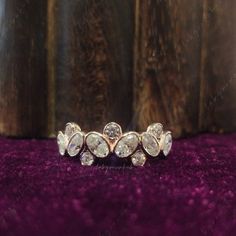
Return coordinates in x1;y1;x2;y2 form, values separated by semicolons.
57;131;68;155
103;122;122;140
141;132;160;157
80;151;95;166
86;133;109;158
147;123;163;138
114;132;139;158
67;132;84;157
65;122;81;138
131;150;147;166
163;132;172;156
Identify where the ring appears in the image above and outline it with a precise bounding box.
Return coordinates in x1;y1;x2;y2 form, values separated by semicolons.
57;122;172;166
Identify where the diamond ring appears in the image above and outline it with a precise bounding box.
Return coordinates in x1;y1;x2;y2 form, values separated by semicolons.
57;122;172;166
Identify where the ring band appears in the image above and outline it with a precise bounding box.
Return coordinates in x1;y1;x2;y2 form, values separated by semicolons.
57;122;172;166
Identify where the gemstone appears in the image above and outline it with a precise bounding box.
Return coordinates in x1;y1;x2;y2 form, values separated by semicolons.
86;132;110;158
103;122;122;140
114;132;139;158
163;132;172;156
80;151;95;166
57;131;68;155
67;132;84;157
141;132;160;157
131;150;147;166
147;123;163;138
65;122;81;138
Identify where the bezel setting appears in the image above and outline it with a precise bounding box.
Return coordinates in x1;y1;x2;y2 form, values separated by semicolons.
57;122;172;166
161;131;172;156
103;122;122;141
57;131;68;156
85;132;110;158
80;151;95;166
65;122;81;138
114;132;140;158
141;132;160;157
147;123;163;139
131;150;147;166
67;132;84;157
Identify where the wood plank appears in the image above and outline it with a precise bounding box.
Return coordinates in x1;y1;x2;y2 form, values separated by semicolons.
51;0;134;133
134;0;203;137
0;0;48;137
199;0;236;133
0;0;235;137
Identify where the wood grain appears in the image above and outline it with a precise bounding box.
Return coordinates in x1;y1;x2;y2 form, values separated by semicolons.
199;0;236;133
0;0;48;137
0;0;235;138
134;0;203;137
51;0;134;133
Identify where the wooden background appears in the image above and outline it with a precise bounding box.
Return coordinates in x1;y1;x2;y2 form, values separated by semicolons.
0;0;236;138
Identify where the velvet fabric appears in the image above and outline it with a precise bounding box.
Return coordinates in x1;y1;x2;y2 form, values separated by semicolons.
0;133;236;236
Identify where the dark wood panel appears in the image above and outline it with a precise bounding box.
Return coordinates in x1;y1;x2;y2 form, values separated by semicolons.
51;0;134;133
133;0;203;137
0;0;48;137
0;0;235;138
199;0;236;133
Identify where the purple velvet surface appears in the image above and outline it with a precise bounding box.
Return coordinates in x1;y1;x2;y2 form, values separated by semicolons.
0;133;236;236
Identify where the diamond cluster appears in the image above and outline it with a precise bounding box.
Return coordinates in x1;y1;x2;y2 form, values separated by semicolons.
57;122;172;166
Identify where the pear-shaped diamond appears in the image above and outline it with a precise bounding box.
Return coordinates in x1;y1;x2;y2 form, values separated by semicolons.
57;131;68;155
80;151;95;166
114;132;139;158
141;132;160;157
86;132;110;158
67;132;84;157
131;150;147;166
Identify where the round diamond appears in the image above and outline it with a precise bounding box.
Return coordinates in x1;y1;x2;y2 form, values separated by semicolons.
163;132;172;156
141;132;160;157
147;123;163;138
80;151;95;166
67;132;84;157
114;132;139;158
131;150;147;166
86;132;110;158
65;122;81;138
103;122;122;140
57;131;68;155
